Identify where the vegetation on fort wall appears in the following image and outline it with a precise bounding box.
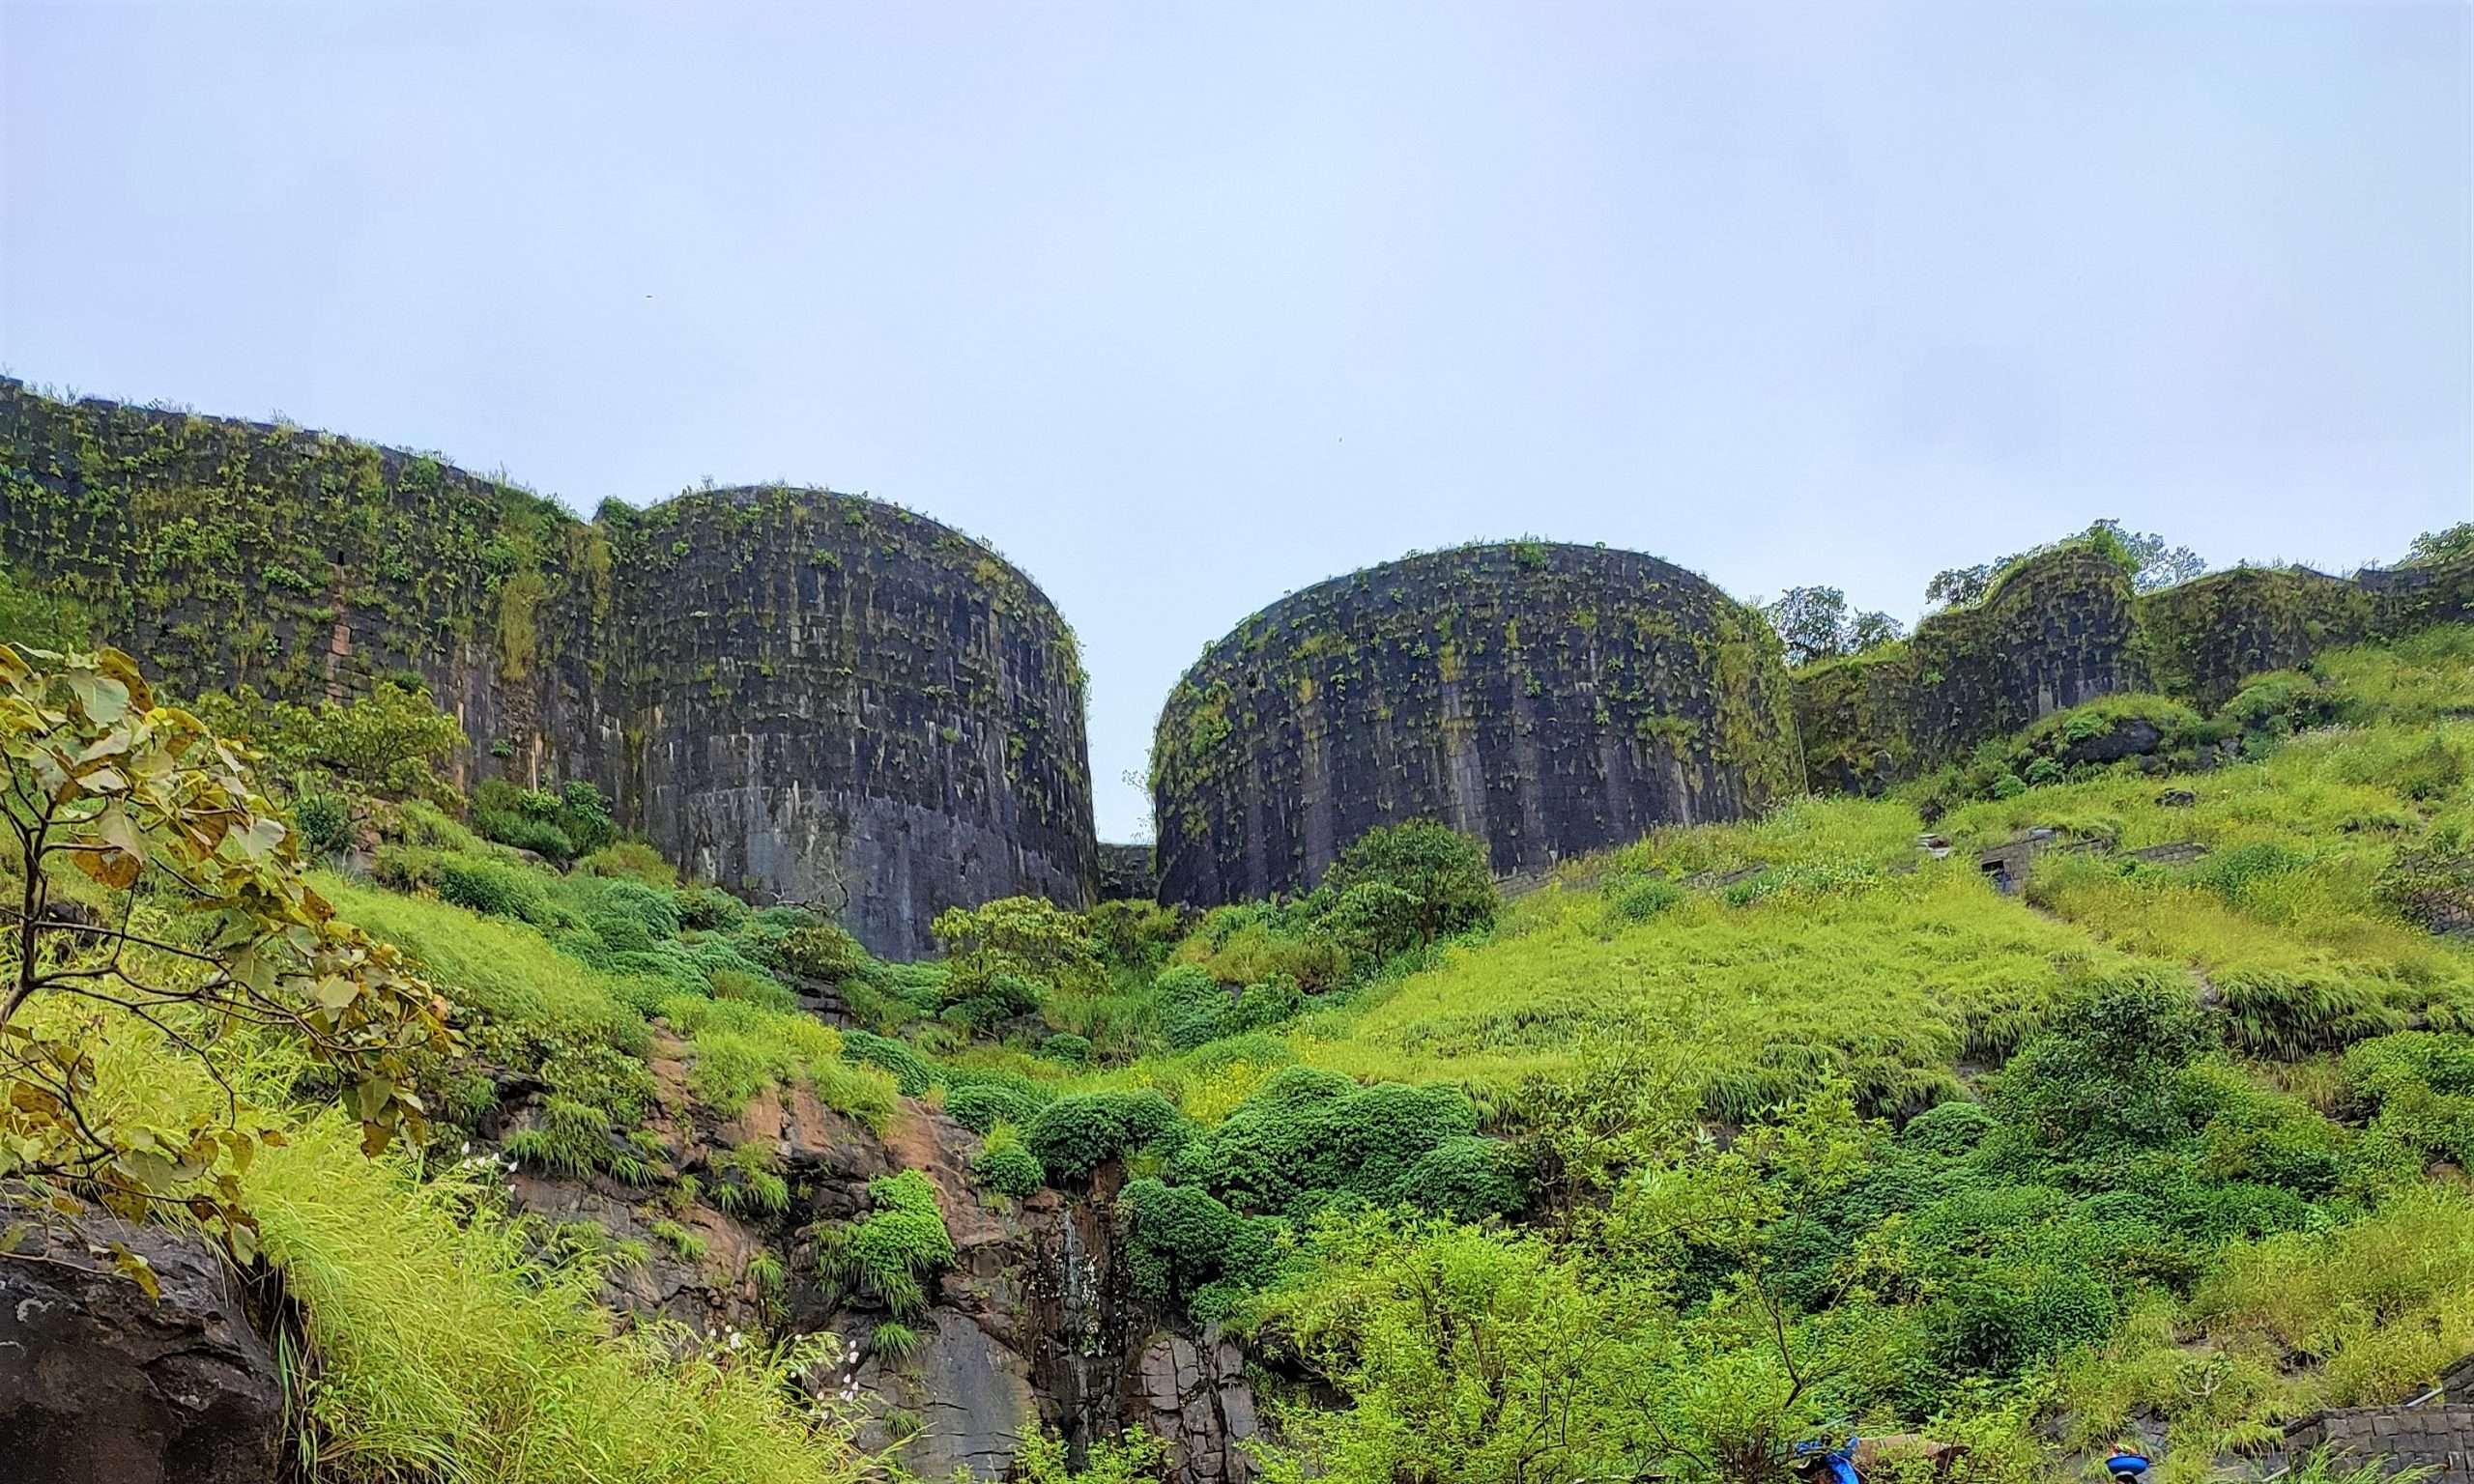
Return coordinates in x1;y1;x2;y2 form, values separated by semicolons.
0;379;590;702
1151;541;1804;901
1794;530;2474;795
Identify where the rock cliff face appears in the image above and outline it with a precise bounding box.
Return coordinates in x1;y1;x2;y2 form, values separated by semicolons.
1151;541;1803;908
489;1036;1257;1484
1793;544;2474;795
604;488;1095;955
0;381;1096;956
0;1218;284;1484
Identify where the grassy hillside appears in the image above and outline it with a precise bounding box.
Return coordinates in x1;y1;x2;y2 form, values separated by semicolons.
999;623;2474;1484
10;578;2474;1483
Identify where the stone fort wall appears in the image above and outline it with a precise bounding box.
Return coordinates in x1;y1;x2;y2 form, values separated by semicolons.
1149;542;1804;908
0;380;1095;956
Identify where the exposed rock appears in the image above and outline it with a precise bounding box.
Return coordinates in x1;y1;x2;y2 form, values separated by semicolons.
2057;716;2164;766
2155;787;2199;808
1136;1327;1261;1484
0;1217;282;1484
863;1310;1043;1481
1154;542;1804;908
2129;842;2208;868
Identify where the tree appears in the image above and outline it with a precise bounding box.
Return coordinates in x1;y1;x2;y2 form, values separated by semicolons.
194;678;466;803
1317;820;1497;947
2088;519;2205;592
931;894;1096;1026
1927;521;2203;613
2406;523;2474;566
1848;609;1906;652
1762;586;1852;667
2;645;451;1273
1253;1210;1670;1484
1763;588;1902;667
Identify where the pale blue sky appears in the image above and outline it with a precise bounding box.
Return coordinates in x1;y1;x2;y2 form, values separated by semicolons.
4;2;2467;840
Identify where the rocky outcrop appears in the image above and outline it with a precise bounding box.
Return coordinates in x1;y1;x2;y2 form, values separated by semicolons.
0;1217;283;1484
1152;541;1804;908
1136;1327;1261;1484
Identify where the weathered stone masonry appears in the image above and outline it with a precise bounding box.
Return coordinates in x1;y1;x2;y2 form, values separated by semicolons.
0;381;1096;956
1792;543;2474;796
1151;542;1804;908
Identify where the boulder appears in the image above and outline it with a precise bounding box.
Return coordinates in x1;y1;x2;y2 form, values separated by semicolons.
0;1217;283;1484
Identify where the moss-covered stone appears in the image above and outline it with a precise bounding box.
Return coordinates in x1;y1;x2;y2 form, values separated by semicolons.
1151;542;1803;907
0;380;1095;956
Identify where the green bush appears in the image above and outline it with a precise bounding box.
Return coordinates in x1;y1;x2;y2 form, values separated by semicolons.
945;1081;1043;1134
1039;1033;1093;1066
1118;1176;1285;1308
1172;1068;1501;1221
1313;880;1424;962
295;793;355;858
577;840;676;886
941;968;1046;1032
1157;964;1234;1051
777;921;868;983
676;884;750;931
1026;1090;1187;1182
1317;820;1498;947
438;853;557;926
1393;1136;1524;1223
828;1169;955;1318
1609;875;1684;924
972;1123;1046;1198
842;1030;937;1096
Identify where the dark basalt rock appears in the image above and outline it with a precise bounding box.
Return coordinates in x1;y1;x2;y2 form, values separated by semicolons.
0;1217;283;1484
0;382;1098;957
1151;542;1803;908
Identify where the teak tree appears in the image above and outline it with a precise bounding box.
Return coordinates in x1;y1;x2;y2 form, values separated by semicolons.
1;644;451;1282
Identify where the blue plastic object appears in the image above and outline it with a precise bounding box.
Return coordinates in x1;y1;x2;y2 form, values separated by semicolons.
2105;1452;2151;1480
1792;1437;1863;1484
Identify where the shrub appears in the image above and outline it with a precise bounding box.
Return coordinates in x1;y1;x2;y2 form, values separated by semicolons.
1039;1033;1093;1066
483;813;576;863
295;793;356;858
579;840;678;887
1394;1136;1524;1223
941;968;1046;1032
842;1030;937;1096
972;1123;1046;1199
831;1169;955;1318
1610;875;1685;924
710;967;798;1013
1314;880;1425;962
1173;1068;1489;1221
593;880;682;940
1117;1176;1285;1307
1900;1099;1999;1157
1157;964;1235;1051
778;922;869;983
1318;820;1498;947
1026;1090;1187;1182
946;1082;1042;1134
676;884;750;930
438;853;557;926
1992;970;2216;1158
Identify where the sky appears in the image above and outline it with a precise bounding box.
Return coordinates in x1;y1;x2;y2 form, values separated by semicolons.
3;3;2468;841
